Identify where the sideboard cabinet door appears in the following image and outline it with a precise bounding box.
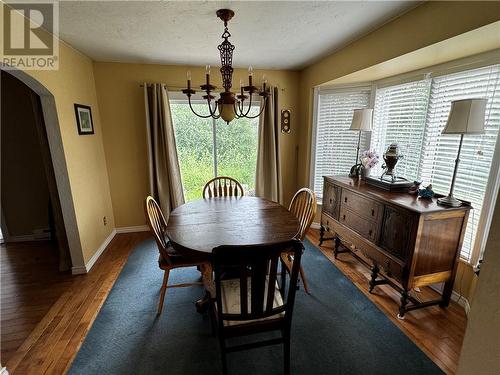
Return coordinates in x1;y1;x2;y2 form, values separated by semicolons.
379;206;416;261
322;181;340;219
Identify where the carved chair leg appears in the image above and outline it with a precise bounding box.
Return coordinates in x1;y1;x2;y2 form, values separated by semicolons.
157;269;170;315
369;265;379;293
299;266;310;294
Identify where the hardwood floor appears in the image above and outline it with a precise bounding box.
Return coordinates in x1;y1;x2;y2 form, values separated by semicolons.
1;230;466;374
306;228;467;375
1;241;72;363
1;232;150;374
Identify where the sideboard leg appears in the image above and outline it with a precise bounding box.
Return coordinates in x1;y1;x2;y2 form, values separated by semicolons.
333;235;341;259
369;265;380;293
398;289;409;319
319;225;325;246
440;279;453;308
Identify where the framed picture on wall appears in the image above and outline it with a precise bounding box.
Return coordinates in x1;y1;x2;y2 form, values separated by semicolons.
74;104;94;135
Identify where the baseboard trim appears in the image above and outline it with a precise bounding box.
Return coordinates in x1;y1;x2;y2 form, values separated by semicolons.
70;226;149;275
5;234;49;243
71;266;87;275
116;225;149;233
451;290;471;316
71;229;117;275
311;222;321;230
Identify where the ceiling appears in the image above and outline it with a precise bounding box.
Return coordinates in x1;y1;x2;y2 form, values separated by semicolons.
59;1;419;70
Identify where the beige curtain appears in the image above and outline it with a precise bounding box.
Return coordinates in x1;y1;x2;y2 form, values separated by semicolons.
255;86;282;203
144;83;184;217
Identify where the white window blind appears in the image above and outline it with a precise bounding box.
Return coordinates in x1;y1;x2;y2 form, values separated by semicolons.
419;64;500;261
371;79;431;180
312;87;371;198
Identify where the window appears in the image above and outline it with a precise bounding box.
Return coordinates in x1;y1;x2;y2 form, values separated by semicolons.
170;99;259;201
311;62;500;262
371;79;431;179
311;87;371;198
371;66;500;261
419;65;500;261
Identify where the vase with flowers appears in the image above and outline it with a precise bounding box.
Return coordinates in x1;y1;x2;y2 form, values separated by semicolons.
360;150;380;180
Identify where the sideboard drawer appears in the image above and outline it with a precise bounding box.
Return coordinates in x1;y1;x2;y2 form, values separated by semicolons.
341;189;383;222
339;206;379;243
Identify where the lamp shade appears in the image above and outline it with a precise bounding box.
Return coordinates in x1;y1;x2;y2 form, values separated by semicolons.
350;108;373;131
442;98;487;134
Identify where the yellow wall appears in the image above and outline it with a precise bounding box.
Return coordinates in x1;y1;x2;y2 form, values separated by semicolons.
10;43;116;263
458;190;500;374
93;62;299;227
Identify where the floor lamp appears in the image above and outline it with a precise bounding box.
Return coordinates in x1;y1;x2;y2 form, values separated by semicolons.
349;108;373;177
438;98;487;207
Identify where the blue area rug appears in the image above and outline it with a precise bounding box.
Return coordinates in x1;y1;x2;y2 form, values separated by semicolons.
69;239;443;375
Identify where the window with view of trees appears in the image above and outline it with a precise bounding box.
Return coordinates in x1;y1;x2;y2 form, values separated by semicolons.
170;100;260;201
311;63;500;263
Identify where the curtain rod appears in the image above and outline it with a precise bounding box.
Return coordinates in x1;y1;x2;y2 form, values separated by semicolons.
140;83;286;92
140;83;186;90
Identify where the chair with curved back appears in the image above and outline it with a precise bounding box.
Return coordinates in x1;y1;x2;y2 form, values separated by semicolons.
203;176;244;199
145;196;210;315
282;188;317;294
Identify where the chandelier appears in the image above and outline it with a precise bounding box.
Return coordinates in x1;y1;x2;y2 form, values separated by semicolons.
182;9;269;123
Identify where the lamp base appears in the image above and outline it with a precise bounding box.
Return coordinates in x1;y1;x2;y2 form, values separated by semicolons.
349;163;361;178
437;194;462;207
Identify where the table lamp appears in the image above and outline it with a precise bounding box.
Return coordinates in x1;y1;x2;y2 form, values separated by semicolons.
437;98;487;207
349;108;373;177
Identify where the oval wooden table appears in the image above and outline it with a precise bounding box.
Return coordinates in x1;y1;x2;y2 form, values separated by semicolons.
165;196;300;311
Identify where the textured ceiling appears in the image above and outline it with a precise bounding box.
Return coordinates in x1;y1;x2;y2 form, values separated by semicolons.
59;1;419;70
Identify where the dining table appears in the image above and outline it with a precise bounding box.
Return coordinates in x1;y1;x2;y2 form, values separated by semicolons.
165;196;300;310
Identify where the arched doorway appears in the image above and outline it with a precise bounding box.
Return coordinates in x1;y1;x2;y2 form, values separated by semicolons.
0;65;84;270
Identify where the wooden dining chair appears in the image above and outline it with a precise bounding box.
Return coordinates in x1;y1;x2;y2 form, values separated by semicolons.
144;196;210;315
281;188;317;294
211;239;303;375
203;176;244;198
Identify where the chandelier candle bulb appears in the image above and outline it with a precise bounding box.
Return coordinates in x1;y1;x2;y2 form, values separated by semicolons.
206;65;211;86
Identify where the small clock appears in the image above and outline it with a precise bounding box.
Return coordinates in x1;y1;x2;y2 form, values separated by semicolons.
281;109;291;133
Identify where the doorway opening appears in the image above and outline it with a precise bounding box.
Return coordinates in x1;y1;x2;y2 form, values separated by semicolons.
0;69;82;363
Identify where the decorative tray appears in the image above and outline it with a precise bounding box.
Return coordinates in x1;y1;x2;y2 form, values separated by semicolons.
365;176;414;192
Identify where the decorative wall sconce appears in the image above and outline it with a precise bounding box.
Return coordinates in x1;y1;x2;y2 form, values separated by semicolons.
281;109;291;133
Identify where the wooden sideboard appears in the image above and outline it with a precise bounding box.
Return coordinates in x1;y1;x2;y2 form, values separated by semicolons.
319;175;470;318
